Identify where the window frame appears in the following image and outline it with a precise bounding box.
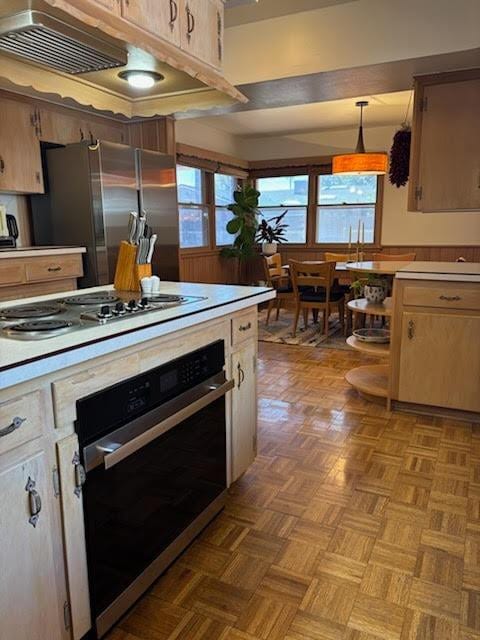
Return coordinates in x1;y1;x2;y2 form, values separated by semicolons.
313;173;384;248
214;173;239;247
177;164;211;250
253;166;383;248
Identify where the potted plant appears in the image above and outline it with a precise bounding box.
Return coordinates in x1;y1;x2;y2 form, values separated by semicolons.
256;210;289;255
221;184;260;283
350;273;388;304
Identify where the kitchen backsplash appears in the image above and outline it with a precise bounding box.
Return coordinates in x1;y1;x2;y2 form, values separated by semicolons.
0;194;31;247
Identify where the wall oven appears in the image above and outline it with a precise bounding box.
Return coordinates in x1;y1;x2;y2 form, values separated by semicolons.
75;341;233;638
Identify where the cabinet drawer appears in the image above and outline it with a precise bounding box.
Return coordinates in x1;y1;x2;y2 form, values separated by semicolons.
0;262;25;287
232;310;257;347
0;391;44;455
25;255;83;283
403;285;480;311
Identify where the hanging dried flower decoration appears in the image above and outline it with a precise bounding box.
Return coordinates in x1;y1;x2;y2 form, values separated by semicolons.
389;89;413;188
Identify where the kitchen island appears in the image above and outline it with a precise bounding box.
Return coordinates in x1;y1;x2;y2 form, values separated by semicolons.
346;262;480;419
0;282;274;640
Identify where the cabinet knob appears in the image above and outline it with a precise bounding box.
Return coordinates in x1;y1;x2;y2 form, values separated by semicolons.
25;476;42;528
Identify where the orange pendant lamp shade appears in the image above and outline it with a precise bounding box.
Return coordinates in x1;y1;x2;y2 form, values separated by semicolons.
332;101;388;175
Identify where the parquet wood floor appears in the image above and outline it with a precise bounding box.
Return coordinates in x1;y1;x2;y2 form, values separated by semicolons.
108;342;480;640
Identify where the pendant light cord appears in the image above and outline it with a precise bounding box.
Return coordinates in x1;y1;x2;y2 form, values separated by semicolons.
402;87;414;128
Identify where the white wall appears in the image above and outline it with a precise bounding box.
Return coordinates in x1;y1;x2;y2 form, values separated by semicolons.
236;124;480;246
224;0;480;84
175;119;246;158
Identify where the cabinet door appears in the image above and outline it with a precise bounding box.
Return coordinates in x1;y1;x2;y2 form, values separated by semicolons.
121;0;181;46
91;0;121;10
231;340;257;482
57;434;91;640
38;108;86;145
398;311;480;412
0;445;63;640
0;99;44;193
416;78;480;211
180;0;223;69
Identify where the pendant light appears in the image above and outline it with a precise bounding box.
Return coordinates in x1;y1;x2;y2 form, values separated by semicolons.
332;101;388;175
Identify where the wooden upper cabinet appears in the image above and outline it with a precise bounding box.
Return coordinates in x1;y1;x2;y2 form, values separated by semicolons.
91;0;121;10
0;99;44;194
409;71;480;212
38;107;126;145
121;0;181;46
180;0;224;70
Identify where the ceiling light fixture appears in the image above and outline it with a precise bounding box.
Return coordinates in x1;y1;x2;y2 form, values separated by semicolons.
118;70;164;89
332;101;388;175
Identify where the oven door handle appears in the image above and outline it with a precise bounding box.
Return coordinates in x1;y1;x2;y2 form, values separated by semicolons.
101;378;234;470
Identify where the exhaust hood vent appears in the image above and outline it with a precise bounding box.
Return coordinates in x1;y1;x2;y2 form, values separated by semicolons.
0;11;127;74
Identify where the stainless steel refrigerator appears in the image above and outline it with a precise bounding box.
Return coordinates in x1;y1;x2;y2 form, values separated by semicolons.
31;141;180;288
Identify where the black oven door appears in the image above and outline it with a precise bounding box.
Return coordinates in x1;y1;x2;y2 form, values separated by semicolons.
80;373;233;637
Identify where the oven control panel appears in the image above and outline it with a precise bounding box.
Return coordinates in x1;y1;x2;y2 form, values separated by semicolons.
75;340;225;444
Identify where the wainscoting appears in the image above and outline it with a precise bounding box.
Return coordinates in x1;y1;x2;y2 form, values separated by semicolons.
179;250;239;284
181;246;480;285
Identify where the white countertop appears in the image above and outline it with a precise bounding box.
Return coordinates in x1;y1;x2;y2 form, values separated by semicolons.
0;282;275;390
397;262;480;283
0;246;86;259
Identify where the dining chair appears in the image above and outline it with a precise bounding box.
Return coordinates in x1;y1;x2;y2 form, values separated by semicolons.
263;254;294;325
289;260;345;337
372;252;416;261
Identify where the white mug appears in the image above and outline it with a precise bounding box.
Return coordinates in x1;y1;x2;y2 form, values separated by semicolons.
141;277;153;295
150;275;161;293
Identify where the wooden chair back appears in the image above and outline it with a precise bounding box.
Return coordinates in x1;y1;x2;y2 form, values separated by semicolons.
373;252;416;261
263;253;284;280
289;260;336;299
324;252;352;262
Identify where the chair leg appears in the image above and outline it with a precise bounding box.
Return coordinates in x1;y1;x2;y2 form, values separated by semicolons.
275;298;281;321
325;305;330;337
266;300;274;326
293;305;301;337
303;308;308;329
313;309;319;323
339;299;345;334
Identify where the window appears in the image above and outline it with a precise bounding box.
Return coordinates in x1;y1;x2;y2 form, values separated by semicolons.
316;174;378;244
214;173;237;246
177;165;209;248
256;175;308;243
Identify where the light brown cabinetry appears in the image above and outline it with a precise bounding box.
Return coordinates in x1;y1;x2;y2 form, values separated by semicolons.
231;339;257;482
398;311;480;412
121;0;181;46
37;107;127;146
390;278;480;414
181;0;223;69
0;99;44;194
0;442;64;640
91;0;120;10
0;252;84;301
409;70;480;212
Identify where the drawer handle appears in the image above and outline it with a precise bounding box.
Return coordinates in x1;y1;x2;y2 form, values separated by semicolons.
169;0;178;28
439;295;461;302
47;266;62;272
25;477;42;528
0;416;25;438
239;322;252;332
72;452;86;498
186;4;195;40
0;155;5;174
237;362;245;388
407;319;415;340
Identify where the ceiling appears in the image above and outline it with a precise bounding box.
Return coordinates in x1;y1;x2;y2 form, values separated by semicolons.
195;90;412;136
225;0;359;27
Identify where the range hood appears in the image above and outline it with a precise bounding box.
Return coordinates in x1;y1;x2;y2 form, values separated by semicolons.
0;9;127;74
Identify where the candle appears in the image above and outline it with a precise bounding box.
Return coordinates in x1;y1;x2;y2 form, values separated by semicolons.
361;222;365;246
348;226;352;249
357;219;361;245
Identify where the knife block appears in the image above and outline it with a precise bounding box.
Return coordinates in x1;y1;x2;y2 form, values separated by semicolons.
114;241;152;292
